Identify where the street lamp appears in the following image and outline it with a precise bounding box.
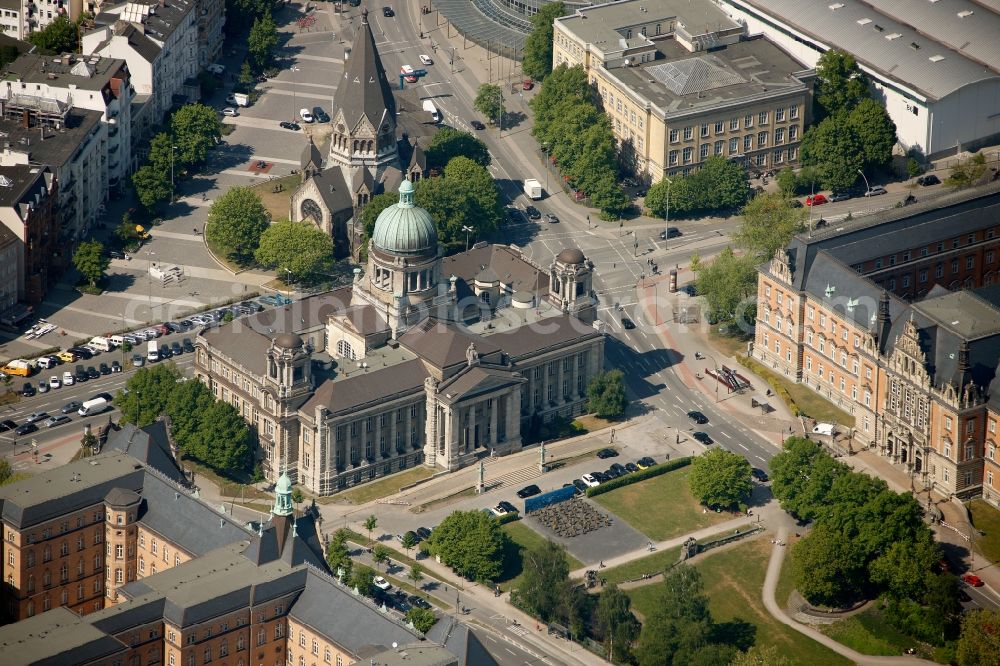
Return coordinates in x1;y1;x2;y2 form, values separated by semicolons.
857;168;871;194
169;144;179;198
290;67;301;122
661;176;672;249
146;250;156;318
462;225;474;252
701;351;721;403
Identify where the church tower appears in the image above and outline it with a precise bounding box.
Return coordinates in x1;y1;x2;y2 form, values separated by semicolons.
328;9;399;179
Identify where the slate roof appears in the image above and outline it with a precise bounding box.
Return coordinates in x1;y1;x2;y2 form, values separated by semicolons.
342;304;389;336
301;358;428;416
300;137;323;171
442;245;549;302
485;314;603;359
400;319;503;370
0;608;125;666
288;568;421;657
437;366;525;405
426;617;498;666
311;168;355;216
113;23;161;63
332;10;396;133
103;421;186;483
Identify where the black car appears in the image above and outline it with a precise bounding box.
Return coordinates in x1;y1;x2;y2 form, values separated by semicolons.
182;338;195;353
75;367;89;383
693;431;714;445
751;468;769;482
279;121;300;131
415;526;432;540
313;107;330;123
163;322;183;333
525;206;541;220
593;471;609;484
658;227;682;240
111;361;122;373
609;462;627;476
62;401;82;414
176;320;195;330
917;174;940;187
497;500;517;514
625;462;639;473
572;478;588;493
687;410;708;424
158;345;172;359
15;423;38;435
86;367;100;379
0;419;17;432
621;317;636;329
470;119;486;130
382;6;394;16
21;383;35;397
596;448;618;459
99;362;111;375
408;595;432;610
240;300;264;313
69;347;93;360
516;484;541;499
171;341;183;356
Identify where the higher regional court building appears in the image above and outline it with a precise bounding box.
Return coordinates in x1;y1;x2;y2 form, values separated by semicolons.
194;182;605;495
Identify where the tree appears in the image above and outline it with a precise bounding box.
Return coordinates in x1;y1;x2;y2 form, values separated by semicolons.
516;539;570;621
132;165;171;211
849;98;897;170
770;437;848;522
248;13;278;70
413;159;502;252
372;544;391;571
363;515;378;545
530;65;589;140
290;487;304;508
407;563;424;591
956;609;1000;665
691;247;758;322
0;458;11;486
171;103;222;166
637;566;713;666
945;152;988;189
80;431;99;453
791;521;867;606
27;15;78;54
800;115;865;192
206;187;271;265
425;127;490;169
697;156;750;211
521;2;565;81
238;61;255;88
401;532;418;557
326;529;352;579
73;240;110;287
735;193;805;261
597;583;640;662
426;510;506;582
254;220;333;284
350;564;376;597
688;448;753;509
442;157;503;234
814;50;869;119
118;364;183;426
474;84;504;125
147;132;178;176
406;607;437;633
729;645;791;666
587;370;627;419
775;168;797;198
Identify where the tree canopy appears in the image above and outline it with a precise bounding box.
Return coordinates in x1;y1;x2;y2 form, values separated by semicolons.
248;13;279;71
688;448;753;509
597;584;641;662
636;566;717;666
814;50;869;119
735;193;805;261
426;510;507;582
425;127;491;170
849;98;897;170
27;15;78;54
474;83;504;125
414;157;502;252
521;2;566;81
945;152;988;189
73;240;110;287
206;186;271;265
645;156;748;218
691;247;758;323
171;103;222;166
587;370;627;419
254;220;333;284
516;539;571;622
800;114;866;192
957;609;1000;665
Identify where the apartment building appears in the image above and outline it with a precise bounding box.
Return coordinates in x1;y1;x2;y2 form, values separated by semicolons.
0;225;16;319
0;164;57;307
552;0;812;183
196;0;224;68
0;0;20;36
4;52;135;189
754;189;1000;499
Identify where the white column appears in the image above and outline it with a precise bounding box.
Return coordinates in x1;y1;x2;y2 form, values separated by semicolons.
489;397;498;447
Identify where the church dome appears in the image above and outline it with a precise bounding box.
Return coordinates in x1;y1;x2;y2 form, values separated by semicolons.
371;180;437;256
557;248;586;265
274;332;303;349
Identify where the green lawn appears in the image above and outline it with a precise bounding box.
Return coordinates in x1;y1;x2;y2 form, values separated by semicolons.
968;499;1000;565
738;356;853;426
498;521;582;591
820;606;938;661
628;537;850;666
592;467;732;540
599;546;682;586
773;537;799;611
321;466;434;505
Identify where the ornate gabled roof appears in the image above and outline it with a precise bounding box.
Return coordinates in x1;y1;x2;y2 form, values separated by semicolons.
332;9;396;134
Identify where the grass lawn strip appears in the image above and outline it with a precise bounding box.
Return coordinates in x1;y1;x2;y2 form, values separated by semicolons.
318;466;435;505
251;174;300;222
411;487;477;513
967;499;1000;565
819;606;936;661
498;521;583;592
593;467;732;540
339;529;456;588
628;537;850;666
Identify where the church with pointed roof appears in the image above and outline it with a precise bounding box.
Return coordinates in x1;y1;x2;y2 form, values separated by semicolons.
290;9;427;258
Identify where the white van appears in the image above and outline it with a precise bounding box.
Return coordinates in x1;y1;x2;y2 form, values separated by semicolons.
37;356;59;370
89;336;114;352
108;335;125;347
147;340;160;363
78;397;109;417
421;99;441;123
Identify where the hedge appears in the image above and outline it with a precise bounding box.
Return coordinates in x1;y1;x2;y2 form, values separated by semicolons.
586;457;692;497
497;512;521;526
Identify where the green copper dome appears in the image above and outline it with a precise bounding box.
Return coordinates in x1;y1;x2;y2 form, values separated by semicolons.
371;180;437;256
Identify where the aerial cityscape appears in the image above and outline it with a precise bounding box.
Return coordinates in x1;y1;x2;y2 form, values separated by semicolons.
0;0;999;664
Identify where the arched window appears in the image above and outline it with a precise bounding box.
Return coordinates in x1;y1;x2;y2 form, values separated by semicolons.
337;340;356;361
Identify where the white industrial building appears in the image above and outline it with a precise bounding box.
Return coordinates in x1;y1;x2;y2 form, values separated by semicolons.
716;0;1000;158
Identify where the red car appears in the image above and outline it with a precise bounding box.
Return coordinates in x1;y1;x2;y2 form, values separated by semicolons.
961;573;984;587
806;194;828;206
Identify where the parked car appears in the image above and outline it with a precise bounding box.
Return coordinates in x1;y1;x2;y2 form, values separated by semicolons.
545;213;559;224
223;107;238;117
299;108;315;123
408;595;432;610
572;478;589;493
751;468;769;482
917;174;940;186
62;371;75;386
805;194;827;206
497;501;517;514
415;527;432;540
0;419;18;432
864;185;888;197
37;381;49;394
516;484;541;499
687;410;708;424
62;401;82;414
25;412;49;424
382;6;394;16
596;448;618;459
171;342;183;356
621;316;636;329
44;415;71;428
693;431;714;445
609;463;627;476
580;474;601;488
962;574;984;587
658;227;682;240
15;423;38;435
48;376;61;389
313;107;330;123
111;361;122;373
159;346;172;359
182;339;195;353
99;363;111;375
279;121;301;131
373;576;392;591
525;206;541;220
20;382;35;397
828;191;851;202
470;119;485;130
625;462;639;473
86;367;100;379
133;354;145;367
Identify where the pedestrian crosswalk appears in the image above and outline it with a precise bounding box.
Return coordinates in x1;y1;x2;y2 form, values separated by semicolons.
507;624;529;636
